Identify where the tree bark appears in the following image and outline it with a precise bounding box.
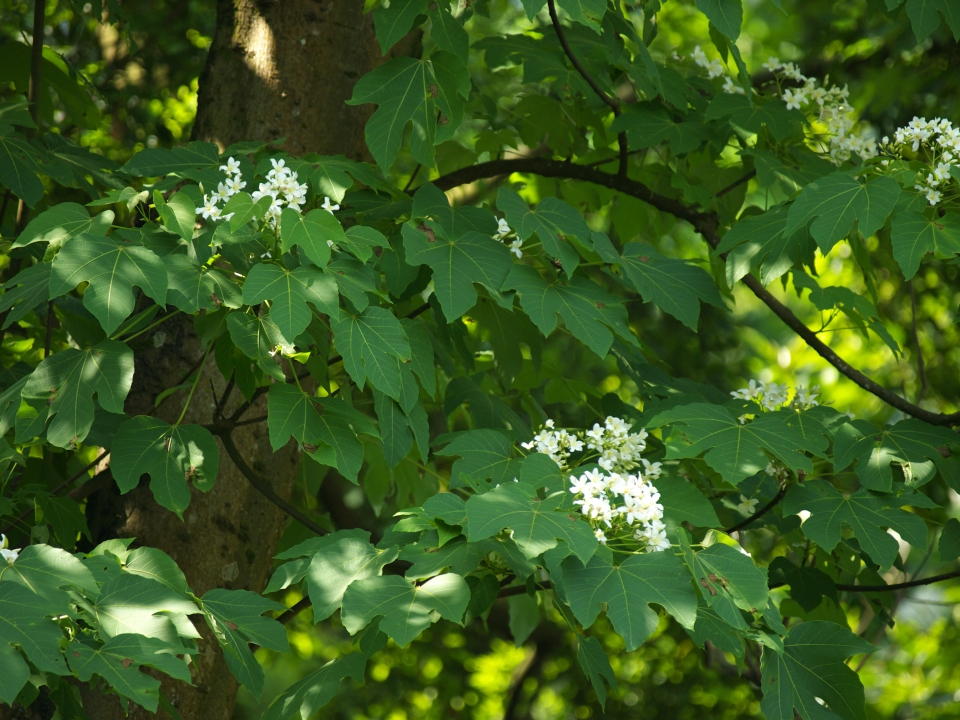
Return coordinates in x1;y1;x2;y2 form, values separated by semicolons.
73;2;414;718
193;0;419;158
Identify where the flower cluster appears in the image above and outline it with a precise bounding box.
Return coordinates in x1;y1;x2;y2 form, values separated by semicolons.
691;46;745;95
569;467;668;551
730;380;820;411
762;57;877;165
0;534;19;564
879;117;960;205
494;218;523;259
521;419;585;470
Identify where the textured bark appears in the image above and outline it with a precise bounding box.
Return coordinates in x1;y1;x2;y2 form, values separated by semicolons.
73;2;408;718
193;0;419;158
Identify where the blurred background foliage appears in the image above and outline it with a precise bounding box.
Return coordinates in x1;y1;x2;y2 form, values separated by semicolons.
2;0;959;717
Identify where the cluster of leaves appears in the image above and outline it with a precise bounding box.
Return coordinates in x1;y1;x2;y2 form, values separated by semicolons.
1;0;960;718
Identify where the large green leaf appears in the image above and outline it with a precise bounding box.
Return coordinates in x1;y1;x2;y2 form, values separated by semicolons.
347;53;470;171
13;202;112;248
650;403;823;485
111;416;220;517
618;243;724;330
436;429;523;489
717;206;816;286
705;96;802;140
0;131;46;206
561;550;698;651
164;254;242;314
373;0;429;53
85;574;199;644
280;207;346;268
576;635;617;709
121;142;220;177
903;0;960;42
465;482;599;563
402;221;513;321
68;635;192;713
341;574;470;646
610;107;709;155
305;536;399;621
266;384;378;481
503;264;636;358
656;475;721;527
784;174;900;253
889;210;960;279
202;588;288;699
683;542;769;614
784;480;928;570
226;311;289;381
0;543;97;602
331;307;411;400
695;0;743;39
49;234;168;334
760;621;874;720
0;262;51;329
18;339;133;448
261;654;368;720
241;262;339;341
833;418;958;492
400;537;483;580
0;583;68;691
497;188;589;274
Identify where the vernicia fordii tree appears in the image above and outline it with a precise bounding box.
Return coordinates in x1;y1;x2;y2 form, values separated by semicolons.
1;0;960;718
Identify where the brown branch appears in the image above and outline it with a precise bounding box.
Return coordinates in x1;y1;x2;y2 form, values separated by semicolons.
716;169;756;198
723;485;786;534
836;568;960;593
276;596;312;625
432;157;960;427
214;427;329;537
546;0;629;178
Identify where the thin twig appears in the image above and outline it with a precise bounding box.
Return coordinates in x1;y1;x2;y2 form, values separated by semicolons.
836;568;960;593
909;280;928;404
215;428;328;537
716;169;757;198
431;156;960;427
723;486;787;534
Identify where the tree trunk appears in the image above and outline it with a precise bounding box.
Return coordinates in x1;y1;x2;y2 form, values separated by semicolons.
75;2;415;718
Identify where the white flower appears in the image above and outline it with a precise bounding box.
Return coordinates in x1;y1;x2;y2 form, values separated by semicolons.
219;157;241;175
495;217;512;238
722;76;745;95
762;57;782;72
594;528;607;544
507;238;523;259
0;534;19;564
322;196;340;213
225;176;246;194
737;495;760;515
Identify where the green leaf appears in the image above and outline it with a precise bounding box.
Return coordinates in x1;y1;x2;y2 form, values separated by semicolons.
0;642;30;705
306;537;399;620
0;262;51;329
520;452;564;493
0;583;68;682
784;480;928;570
904;0;960;41
121;142;220;176
328;255;382;312
86;574;199;644
683;542;769;614
889;210;960;279
158;191;196;241
401;318;436;396
619;243;724;330
0;543;98;601
226;311;289;381
695;0;742;39
241;262;339;341
557;0;607;30
402;221;513;321
348;54;469;171
36;495;90;549
111;417;220;517
400;537;482;580
68;635;192;713
833;418;957;492
507;593;539;646
49;234;168;335
373;0;429;53
341;225;387;263
562;550;698;651
13;202;112;248
610;107;708;155
124;547;190;596
576;635;617;709
465;482;599;563
164;254;242;314
717;206;817;286
18;339;133;448
429;5;469;62
0;131;46;206
705;96;802;140
222;192;273;233
784;174;901;253
769;557;837;612
504;264;636;358
202;588;288;699
308;154;389;203
651;403;822;486
497;188;589;274
436;429;523;489
341;573;470;646
280;207;346;268
687;597;745;658
331;307;411;400
261;654;367;720
267;384;378;481
940;518;960;562
760;621;875;720
656;475;721;527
